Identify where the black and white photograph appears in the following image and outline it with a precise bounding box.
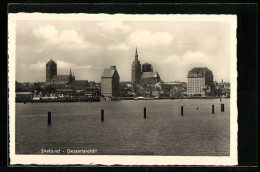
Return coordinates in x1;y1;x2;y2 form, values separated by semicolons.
8;13;237;165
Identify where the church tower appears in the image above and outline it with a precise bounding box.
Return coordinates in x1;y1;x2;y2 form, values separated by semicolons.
131;47;141;90
46;59;57;82
69;68;75;83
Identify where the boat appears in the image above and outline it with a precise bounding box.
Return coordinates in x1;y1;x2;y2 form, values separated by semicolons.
134;96;145;100
134;96;155;100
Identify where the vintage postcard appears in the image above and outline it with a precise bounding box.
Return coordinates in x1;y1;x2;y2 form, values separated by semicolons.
8;13;237;165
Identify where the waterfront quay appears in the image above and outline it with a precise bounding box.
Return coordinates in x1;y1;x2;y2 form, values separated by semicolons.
16;99;230;156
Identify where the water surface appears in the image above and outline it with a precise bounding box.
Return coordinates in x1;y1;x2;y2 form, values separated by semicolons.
16;99;230;156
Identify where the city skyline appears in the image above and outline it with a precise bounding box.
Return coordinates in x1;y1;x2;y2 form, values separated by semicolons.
15;14;233;83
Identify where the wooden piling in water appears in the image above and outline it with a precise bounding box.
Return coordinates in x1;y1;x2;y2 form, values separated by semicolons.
144;107;146;118
181;106;183;116
101;109;104;122
212;105;214;114
48;111;51;125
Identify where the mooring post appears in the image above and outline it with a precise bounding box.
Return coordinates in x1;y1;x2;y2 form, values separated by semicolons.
221;104;225;112
197;107;199;110
48;111;51;125
144;107;146;118
212;105;214;114
181;106;183;116
101;109;104;122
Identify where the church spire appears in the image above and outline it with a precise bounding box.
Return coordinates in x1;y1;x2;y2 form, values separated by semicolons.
135;47;138;60
69;68;74;84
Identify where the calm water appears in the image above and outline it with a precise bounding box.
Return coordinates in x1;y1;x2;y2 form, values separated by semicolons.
16;99;230;156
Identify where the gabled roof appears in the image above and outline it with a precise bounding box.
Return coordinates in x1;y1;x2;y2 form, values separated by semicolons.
141;72;160;79
52;75;70;81
70;80;90;90
187;67;212;78
47;59;56;64
101;68;114;78
101;67;119;78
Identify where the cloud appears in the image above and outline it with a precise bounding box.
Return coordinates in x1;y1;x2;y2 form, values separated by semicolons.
86;21;131;47
96;21;130;33
204;36;218;49
33;25;89;51
26;62;46;71
56;60;75;69
76;65;93;69
157;50;212;82
108;43;130;51
162;55;180;64
15;19;231;83
162;50;210;67
182;50;210;65
33;25;59;42
128;31;174;47
56;62;97;70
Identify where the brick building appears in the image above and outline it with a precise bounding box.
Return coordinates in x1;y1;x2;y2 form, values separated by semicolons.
142;63;153;73
46;59;57;82
46;59;75;84
131;48;162;91
140;71;161;86
131;47;141;90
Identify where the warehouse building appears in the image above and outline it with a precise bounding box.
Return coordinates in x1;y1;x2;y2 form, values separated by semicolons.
187;67;214;97
101;66;120;97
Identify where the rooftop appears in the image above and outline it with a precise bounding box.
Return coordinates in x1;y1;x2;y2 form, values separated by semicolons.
142;63;151;65
70;80;90;90
47;59;56;64
52;75;70;81
101;66;119;78
141;72;160;79
187;67;212;78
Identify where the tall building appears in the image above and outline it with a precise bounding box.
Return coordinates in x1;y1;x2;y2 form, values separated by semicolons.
142;63;152;73
101;66;120;97
187;67;214;97
131;47;141;89
46;59;57;82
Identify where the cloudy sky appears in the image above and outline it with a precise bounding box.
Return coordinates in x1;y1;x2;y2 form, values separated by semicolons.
14;14;233;83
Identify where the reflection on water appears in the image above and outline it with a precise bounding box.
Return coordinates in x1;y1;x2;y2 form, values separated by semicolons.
15;99;230;155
